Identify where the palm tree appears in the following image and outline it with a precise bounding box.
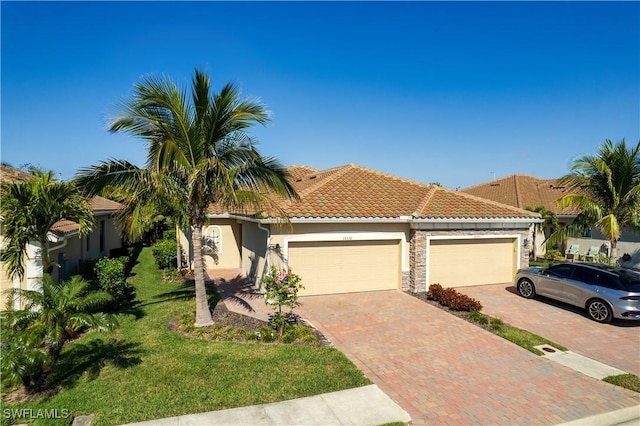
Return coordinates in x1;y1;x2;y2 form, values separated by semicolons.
76;70;297;327
525;205;559;257
557;139;640;261
1;169;95;279
1;275;116;392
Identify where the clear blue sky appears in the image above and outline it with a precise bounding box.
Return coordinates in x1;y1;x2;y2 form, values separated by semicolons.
2;1;638;189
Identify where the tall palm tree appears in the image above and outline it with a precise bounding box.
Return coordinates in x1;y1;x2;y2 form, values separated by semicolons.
2;275;116;392
76;70;297;327
1;169;95;279
557;139;640;261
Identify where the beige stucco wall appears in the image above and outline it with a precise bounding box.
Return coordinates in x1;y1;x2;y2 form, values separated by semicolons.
202;219;242;269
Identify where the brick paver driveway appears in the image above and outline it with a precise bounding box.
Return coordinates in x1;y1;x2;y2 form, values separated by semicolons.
298;291;639;425
460;284;640;376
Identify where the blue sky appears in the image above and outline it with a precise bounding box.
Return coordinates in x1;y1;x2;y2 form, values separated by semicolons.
2;1;638;189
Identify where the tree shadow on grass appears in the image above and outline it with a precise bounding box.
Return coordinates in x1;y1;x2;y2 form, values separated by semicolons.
49;339;143;391
113;300;146;320
140;280;220;309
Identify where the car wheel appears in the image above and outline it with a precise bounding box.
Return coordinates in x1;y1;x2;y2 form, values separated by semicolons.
587;299;613;323
517;278;536;299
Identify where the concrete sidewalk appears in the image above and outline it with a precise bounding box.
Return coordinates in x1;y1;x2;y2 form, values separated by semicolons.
121;384;411;426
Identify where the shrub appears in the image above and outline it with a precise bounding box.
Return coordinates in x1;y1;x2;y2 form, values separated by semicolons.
426;283;444;301
544;249;562;261
95;257;135;306
79;258;99;281
163;228;177;241
263;267;304;336
427;284;482;312
151;239;177;270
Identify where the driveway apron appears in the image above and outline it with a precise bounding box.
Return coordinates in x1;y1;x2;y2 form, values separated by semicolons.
460;284;640;376
298;291;639;425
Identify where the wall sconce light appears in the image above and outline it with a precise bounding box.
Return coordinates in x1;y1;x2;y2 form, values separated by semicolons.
523;238;530;249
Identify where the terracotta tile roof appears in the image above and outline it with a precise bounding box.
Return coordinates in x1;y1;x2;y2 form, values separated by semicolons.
1;166;121;237
461;174;582;215
0;165;32;183
89;195;123;212
209;164;539;220
50;219;81;235
286;165;318;182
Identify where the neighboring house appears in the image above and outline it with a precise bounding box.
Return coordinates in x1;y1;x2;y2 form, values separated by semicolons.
461;174;640;268
180;164;541;296
0;165;123;309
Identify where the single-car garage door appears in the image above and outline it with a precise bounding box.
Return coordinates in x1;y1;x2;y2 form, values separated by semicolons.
288;239;400;296
428;238;517;288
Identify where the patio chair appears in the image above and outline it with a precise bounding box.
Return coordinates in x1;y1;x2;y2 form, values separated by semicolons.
584;246;599;262
565;244;579;261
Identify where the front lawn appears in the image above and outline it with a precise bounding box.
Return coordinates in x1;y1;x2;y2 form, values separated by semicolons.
1;248;369;426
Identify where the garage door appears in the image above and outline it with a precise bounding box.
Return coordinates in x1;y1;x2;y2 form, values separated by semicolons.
288;240;400;296
428;238;517;288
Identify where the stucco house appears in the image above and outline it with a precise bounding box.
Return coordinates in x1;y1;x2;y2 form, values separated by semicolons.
180;164;541;295
0;165;123;309
461;174;640;268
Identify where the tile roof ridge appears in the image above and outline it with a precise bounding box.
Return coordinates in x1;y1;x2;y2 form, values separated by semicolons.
294;164;353;198
513;175;522;208
447;189;542;218
346;163;434;189
412;185;439;216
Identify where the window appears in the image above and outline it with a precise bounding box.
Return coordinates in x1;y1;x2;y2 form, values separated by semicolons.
547;264;573;278
99;220;105;253
595;273;622;290
571;267;596;285
203;226;221;253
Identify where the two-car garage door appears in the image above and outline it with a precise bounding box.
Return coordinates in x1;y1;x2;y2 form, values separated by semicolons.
428;238;518;288
287;239;400;296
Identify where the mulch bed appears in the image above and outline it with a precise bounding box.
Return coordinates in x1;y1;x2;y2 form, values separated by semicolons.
406;291;497;333
168;301;332;346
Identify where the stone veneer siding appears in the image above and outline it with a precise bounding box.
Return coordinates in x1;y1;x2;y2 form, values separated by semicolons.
408;228;532;293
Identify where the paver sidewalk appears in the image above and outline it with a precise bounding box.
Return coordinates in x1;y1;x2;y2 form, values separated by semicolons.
297;291;640;425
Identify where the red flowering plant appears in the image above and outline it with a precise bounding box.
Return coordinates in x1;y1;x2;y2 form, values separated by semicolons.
263;266;304;336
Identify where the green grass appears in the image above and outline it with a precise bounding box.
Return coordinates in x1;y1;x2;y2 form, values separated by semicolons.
465;311;567;355
2;248;370;426
603;374;640;393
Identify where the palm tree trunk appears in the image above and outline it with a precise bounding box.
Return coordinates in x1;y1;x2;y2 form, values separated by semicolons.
610;239;618;263
192;223;214;327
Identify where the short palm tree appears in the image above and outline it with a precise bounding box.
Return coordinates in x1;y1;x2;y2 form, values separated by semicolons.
525;205;559;256
76;69;297;326
0;169;95;279
1;275;116;392
556;139;640;260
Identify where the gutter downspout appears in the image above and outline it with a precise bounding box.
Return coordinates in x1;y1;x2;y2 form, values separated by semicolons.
257;222;271;291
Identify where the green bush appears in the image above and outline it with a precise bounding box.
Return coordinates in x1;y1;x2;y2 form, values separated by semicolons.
79;258;99;281
163;228;177;241
544;249;562;261
151;239;177;270
95;257;135;306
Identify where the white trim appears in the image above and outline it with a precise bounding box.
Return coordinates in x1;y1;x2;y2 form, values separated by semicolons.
425;234;522;288
203;225;222;254
206;213;542;226
283;231;408;272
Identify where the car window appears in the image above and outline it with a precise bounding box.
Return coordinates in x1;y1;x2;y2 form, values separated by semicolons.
595;273;622;290
547;264;573;278
617;269;640;292
571;267;596;285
